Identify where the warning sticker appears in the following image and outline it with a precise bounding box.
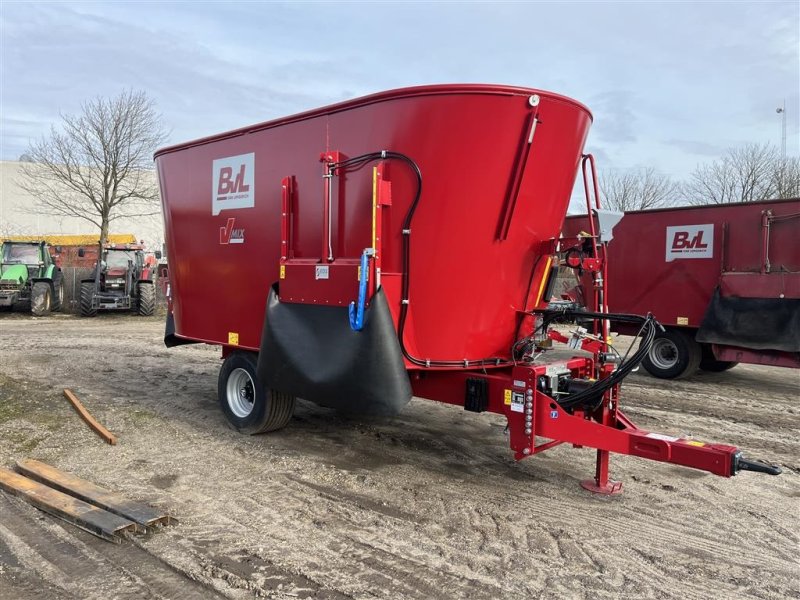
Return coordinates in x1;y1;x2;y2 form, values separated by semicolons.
510;392;525;414
504;389;512;405
280;265;286;279
677;316;688;325
645;432;679;442
686;440;706;447
228;332;239;345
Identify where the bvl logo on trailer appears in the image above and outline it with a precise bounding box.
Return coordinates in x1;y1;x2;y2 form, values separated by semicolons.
212;153;255;215
665;224;714;261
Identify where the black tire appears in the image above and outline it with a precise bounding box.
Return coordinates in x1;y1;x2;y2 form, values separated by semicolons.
79;282;97;317
137;281;156;316
640;328;702;379
218;351;295;434
699;344;739;372
31;282;52;317
51;275;65;312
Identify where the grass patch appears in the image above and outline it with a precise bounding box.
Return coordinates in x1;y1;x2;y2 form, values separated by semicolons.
0;374;67;430
128;408;158;425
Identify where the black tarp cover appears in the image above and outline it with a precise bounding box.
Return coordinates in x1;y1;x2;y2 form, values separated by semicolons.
697;287;800;353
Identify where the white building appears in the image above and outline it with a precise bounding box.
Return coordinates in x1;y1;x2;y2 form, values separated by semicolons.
0;160;165;251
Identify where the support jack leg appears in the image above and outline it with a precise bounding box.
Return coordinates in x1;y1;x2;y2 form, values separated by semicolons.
580;449;623;495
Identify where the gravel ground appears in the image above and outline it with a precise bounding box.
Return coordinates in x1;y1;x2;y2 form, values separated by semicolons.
0;313;797;599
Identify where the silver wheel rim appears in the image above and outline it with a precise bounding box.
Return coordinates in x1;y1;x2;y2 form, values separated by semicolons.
226;368;256;418
650;338;679;370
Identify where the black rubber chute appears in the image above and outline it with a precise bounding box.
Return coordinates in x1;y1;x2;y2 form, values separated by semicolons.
697;287;800;353
257;285;412;415
164;312;198;348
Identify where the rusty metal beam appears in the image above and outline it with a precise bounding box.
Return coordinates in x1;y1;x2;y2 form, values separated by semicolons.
15;460;172;528
62;388;118;445
0;467;140;542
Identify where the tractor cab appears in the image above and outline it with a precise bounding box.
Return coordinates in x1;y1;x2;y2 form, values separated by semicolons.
1;241;49;277
101;247;144;289
0;241;63;315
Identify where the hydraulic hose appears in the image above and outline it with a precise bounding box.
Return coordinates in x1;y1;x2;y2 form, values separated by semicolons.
533;307;660;411
330;151;508;369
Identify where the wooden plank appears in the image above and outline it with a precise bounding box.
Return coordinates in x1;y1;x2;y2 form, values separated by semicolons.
0;468;140;543
16;459;172;528
62;388;118;445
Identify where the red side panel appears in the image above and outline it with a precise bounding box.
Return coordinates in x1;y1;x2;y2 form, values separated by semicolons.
563;199;800;328
158;85;592;363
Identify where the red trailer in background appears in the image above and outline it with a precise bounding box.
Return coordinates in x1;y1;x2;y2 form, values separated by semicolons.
562;199;800;379
156;84;780;494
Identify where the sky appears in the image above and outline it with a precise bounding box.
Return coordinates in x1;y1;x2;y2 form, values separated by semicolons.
1;0;798;190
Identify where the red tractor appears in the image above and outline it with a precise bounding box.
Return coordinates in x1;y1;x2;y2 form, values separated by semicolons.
78;243;158;317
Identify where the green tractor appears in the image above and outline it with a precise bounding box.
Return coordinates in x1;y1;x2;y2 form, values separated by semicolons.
0;241;64;316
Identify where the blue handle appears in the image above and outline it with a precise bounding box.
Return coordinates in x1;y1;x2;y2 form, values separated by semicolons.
349;249;373;331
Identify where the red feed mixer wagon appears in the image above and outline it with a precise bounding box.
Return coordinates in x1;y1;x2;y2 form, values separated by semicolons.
155;84;780;493
562;199;800;379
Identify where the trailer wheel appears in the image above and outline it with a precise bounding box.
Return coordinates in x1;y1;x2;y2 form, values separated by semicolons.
31;282;52;317
699;344;739;372
79;282;97;317
137;282;156;316
641;329;701;379
218;351;295;434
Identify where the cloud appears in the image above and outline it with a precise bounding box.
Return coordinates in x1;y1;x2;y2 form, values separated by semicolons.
1;0;798;179
586;90;638;145
664;139;727;157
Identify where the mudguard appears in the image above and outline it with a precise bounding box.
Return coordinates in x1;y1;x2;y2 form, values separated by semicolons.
257;285;412;415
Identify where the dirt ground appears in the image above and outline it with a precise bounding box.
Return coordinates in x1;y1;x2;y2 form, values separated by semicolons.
0;314;797;599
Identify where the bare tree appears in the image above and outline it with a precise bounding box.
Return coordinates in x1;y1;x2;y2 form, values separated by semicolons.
18;90;167;244
0;220;28;238
599;167;679;212
683;143;783;205
772;156;800;199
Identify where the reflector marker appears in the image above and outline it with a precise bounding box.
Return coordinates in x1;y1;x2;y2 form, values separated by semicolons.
533;256;553;307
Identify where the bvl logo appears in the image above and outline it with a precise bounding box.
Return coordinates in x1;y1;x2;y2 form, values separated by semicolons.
220;218;245;244
212;153;255;216
666;224;714;261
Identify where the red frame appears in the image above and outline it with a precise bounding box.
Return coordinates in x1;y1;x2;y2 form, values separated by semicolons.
406;158;742;493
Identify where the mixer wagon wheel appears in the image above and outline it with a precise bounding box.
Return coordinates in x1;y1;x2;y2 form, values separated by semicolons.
218;351;295;434
640;328;701;379
699;344;739;372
